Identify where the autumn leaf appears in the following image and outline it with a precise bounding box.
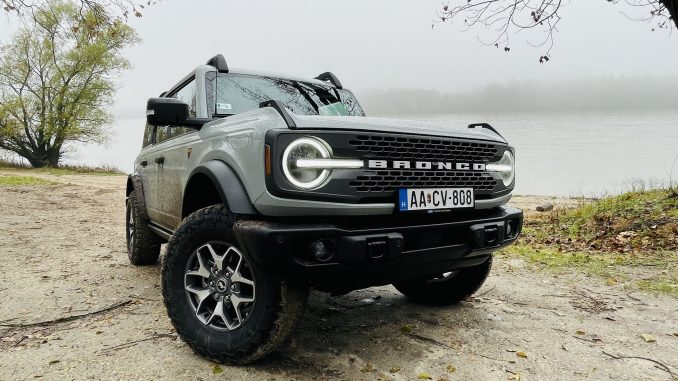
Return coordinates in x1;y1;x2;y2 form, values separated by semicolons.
640;333;656;342
389;366;401;373
400;324;415;334
575;330;585;335
516;351;528;358
446;364;457;373
417;373;433;380
211;364;223;374
361;363;375;373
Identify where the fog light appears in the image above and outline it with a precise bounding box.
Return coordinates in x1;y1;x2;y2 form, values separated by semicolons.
313;239;335;262
506;221;516;238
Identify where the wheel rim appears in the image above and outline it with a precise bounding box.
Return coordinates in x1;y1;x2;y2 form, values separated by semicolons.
184;242;256;331
127;204;134;250
428;270;460;284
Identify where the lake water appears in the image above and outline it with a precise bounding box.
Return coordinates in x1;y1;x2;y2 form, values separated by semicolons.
65;110;678;196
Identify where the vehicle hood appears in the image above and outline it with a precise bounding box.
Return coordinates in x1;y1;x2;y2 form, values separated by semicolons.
290;114;507;144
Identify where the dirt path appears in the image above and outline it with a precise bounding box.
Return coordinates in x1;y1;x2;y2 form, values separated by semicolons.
0;172;676;381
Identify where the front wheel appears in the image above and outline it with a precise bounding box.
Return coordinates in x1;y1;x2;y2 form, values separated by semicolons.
393;256;493;306
162;205;308;364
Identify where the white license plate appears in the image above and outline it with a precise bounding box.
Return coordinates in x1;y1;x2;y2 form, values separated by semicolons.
398;188;474;211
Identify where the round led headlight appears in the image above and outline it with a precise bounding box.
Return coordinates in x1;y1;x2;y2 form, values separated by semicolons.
282;137;332;189
486;150;515;187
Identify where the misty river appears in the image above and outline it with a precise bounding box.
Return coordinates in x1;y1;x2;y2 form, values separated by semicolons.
67;110;678;197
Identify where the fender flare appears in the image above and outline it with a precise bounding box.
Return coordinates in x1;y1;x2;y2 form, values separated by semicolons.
186;160;257;215
126;173;150;220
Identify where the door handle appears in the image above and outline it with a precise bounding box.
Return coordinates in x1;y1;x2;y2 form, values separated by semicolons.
154;156;165;165
140;160;148;167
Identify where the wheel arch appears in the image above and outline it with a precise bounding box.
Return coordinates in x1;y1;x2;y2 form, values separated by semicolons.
182;160;258;218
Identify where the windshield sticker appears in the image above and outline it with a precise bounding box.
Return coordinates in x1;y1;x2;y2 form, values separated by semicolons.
217;103;233;111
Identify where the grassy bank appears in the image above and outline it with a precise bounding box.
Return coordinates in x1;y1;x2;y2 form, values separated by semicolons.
503;189;678;296
0;175;57;186
0;158;123;176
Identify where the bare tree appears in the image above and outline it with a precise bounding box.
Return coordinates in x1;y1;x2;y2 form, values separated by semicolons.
2;0;158;24
436;0;677;62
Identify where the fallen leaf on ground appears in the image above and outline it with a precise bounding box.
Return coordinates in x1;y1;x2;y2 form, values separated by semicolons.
640;333;656;342
400;324;414;333
417;373;432;380
516;351;528;358
361;363;375;373
509;372;521;380
211;364;222;374
48;360;60;365
389;366;400;373
575;330;585;335
445;364;457;373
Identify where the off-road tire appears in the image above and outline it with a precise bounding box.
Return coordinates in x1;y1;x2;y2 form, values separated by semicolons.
161;205;309;364
126;191;161;265
393;256;493;306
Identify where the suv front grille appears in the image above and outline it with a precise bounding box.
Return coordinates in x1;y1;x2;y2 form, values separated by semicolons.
349;170;498;193
349;135;499;162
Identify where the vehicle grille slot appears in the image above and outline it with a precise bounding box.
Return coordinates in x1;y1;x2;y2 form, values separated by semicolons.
349;170;498;193
349;134;499;162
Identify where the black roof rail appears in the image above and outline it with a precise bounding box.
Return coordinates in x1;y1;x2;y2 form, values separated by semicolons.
206;54;229;73
468;123;505;140
260;100;296;129
314;72;343;89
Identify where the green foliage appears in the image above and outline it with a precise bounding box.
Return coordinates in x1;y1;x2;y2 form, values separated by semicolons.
502;244;678;297
524;189;678;253
0;175;56;186
508;189;678;297
0;0;139;167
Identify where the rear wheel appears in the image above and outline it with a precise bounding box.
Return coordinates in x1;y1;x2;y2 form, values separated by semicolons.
126;191;161;265
393;256;493;306
162;205;308;364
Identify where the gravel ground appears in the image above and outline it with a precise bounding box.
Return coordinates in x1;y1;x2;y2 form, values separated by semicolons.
0;171;676;381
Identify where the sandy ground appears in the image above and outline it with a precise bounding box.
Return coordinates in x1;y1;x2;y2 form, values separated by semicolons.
0;171;676;381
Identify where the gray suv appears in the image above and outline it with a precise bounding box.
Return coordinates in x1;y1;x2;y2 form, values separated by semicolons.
125;54;523;364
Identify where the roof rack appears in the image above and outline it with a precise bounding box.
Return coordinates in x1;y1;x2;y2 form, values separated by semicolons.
206;54;229;73
468;123;505;140
314;72;343;89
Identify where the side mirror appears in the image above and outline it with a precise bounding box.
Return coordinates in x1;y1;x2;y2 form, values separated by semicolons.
146;98;189;126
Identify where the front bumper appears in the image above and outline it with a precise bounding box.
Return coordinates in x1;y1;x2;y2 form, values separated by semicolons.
234;206;523;293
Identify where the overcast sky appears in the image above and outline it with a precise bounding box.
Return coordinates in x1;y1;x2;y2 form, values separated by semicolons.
2;0;678;118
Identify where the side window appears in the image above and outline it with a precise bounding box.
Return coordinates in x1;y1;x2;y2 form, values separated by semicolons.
174;79;198;117
142;124;154;147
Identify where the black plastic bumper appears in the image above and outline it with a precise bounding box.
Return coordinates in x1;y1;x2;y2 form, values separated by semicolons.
233;206;523;293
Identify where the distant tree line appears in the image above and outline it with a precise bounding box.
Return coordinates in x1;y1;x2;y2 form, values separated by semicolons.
358;76;678;115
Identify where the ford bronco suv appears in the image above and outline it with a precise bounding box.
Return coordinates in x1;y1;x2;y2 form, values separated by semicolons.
125;54;523;364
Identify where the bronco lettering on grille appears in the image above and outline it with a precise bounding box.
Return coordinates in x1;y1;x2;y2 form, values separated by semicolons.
367;160;486;171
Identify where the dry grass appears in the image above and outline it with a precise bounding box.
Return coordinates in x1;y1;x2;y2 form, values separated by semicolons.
0;157;123;176
504;189;678;296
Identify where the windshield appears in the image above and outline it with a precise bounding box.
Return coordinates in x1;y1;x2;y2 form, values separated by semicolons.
210;73;366;117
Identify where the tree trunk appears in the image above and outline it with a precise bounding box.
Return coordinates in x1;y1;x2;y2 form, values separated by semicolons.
660;0;678;28
46;148;61;168
26;156;48;168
